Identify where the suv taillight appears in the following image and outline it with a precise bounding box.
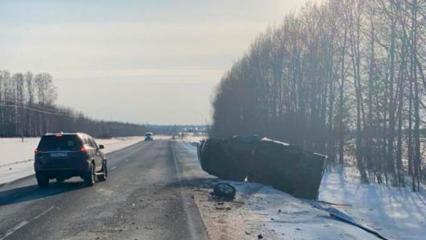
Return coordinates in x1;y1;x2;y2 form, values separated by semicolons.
80;147;88;153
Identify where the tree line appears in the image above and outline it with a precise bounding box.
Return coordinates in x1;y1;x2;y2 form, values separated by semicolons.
211;0;425;190
0;70;147;138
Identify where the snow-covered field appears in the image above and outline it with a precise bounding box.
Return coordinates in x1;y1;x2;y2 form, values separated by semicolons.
0;136;145;185
178;141;426;240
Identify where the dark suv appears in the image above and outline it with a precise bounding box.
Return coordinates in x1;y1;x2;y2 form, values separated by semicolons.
34;132;108;187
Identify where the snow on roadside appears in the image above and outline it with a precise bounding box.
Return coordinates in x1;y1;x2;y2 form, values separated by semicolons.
95;137;145;154
319;168;426;240
174;142;382;240
0;136;145;185
181;134;207;144
0;138;40;166
236;182;379;240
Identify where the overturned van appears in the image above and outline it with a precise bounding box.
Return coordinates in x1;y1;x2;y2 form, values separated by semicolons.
198;136;326;200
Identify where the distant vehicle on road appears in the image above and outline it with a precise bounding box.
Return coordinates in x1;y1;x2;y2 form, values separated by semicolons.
144;132;154;141
34;132;108;187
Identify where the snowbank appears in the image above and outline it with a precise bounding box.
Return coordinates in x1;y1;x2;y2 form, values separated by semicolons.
0;136;144;185
319;168;426;240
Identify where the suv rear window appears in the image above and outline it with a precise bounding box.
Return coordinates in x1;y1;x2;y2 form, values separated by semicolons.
37;135;83;151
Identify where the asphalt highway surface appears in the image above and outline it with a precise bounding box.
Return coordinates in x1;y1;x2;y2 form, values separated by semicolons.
0;140;208;240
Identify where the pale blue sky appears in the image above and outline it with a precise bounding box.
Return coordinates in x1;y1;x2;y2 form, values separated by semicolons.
0;0;310;125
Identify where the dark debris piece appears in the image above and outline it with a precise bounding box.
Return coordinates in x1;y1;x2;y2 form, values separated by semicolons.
212;182;236;201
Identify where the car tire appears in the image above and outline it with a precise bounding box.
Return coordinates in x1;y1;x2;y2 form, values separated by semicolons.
83;164;95;186
56;177;65;183
98;161;108;182
36;173;49;188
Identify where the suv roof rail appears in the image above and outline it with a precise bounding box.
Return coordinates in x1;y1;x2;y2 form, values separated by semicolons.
44;131;77;136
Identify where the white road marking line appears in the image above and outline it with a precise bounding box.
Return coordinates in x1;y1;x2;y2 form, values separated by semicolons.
33;206;55;220
0;220;29;240
110;166;117;171
0;206;55;240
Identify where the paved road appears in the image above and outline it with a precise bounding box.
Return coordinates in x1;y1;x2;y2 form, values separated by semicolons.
0;140;208;240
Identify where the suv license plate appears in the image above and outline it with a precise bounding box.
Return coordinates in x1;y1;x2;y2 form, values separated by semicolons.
50;152;68;158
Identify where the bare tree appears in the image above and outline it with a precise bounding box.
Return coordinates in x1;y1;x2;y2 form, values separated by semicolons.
211;0;425;190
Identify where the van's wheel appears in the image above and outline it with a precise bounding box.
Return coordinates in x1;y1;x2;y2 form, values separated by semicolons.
56;177;65;183
98;161;108;182
36;173;49;188
83;164;95;186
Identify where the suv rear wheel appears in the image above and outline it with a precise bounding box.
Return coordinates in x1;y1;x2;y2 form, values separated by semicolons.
36;173;49;188
83;164;96;186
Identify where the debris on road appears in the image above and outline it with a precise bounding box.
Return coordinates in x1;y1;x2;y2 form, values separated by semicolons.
310;201;390;240
212;182;236;201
